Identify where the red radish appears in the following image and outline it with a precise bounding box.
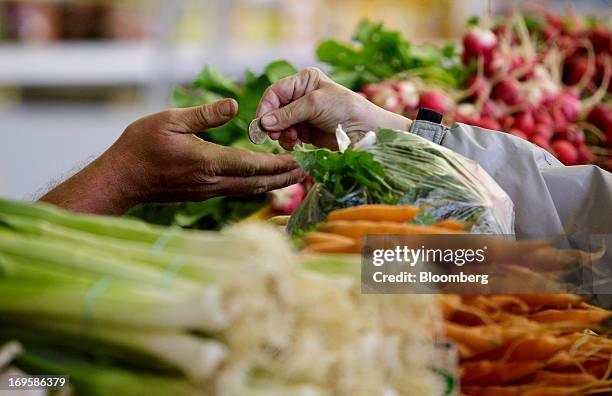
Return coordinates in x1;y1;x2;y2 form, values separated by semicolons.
270;183;305;215
499;114;515;130
513;112;536;135
534;111;553;129
550;109;569;132
531;135;553;151
532;127;554;141
587;104;612;135
392;80;420;110
361;83;380;98
484;51;507;77
471;116;501;131
555;90;581;122
577;144;594;164
588;27;612;53
419;90;453;115
462;27;498;63
480;100;500;118
372;87;402;113
551;140;579;165
465;75;488;100
508;128;528;140
491;79;523;106
563;56;589;86
555;125;584;145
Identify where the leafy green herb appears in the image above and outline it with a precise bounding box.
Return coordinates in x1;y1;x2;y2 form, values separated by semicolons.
293;148;397;205
171;60;297;148
316;20;467;90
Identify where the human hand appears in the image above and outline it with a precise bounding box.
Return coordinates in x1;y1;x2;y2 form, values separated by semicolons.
40;99;305;215
256;67;411;150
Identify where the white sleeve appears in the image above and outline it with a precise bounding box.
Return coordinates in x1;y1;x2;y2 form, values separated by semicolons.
410;120;612;241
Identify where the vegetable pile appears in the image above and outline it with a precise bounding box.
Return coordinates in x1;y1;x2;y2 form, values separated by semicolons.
0;198;448;396
323;16;611;168
296;202;612;395
441;294;612;396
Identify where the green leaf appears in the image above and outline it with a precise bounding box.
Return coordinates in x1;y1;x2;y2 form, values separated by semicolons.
263;60;298;83
467;15;480;26
191;65;239;98
171;86;223;109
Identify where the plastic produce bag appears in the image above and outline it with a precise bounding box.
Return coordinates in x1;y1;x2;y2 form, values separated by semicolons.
288;127;514;235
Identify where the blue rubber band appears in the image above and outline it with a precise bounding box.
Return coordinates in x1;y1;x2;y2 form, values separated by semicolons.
160;256;184;288
82;276;111;326
151;226;180;253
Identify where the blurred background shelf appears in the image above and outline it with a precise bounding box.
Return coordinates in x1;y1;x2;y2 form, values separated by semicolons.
0;0;610;199
0;42;318;86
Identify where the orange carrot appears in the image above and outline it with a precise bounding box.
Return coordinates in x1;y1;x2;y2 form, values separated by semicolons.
528;309;612;325
303;232;355;246
533;371;598;386
462;385;586;396
320;220;458;241
480;334;571;361
517;294;585;310
435;218;466;231
301;240;358;254
327;204;420;222
461;360;544;385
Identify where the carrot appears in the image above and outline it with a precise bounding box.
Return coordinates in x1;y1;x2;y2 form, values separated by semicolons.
517;294;585;310
437;294;463;318
445;323;505;355
326;204;420;222
462;385;586;396
320;220;458;241
445;323;538;356
461;360;544;385
479;334;571;361
434;218;466;231
301;240;358;254
533;371;598;386
303;232;355;246
528;309;612;325
462;385;522;396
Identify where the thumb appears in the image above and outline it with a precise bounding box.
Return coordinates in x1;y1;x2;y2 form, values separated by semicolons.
259;95;315;132
172;99;238;132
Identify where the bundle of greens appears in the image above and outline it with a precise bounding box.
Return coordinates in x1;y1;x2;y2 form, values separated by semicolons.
317;20;469;91
288;129;514;235
128;61;297;230
0;198;450;396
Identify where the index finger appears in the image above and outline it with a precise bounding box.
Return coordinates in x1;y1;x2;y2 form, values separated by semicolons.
256;67;327;118
216;148;301;176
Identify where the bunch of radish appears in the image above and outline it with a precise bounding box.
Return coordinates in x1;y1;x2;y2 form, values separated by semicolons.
360;12;612;168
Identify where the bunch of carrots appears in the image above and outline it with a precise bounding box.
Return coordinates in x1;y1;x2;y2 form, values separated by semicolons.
441;294;612;396
298;204;612;395
301;204;465;254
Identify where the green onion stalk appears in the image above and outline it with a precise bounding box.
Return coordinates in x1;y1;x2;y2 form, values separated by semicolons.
0;199;449;396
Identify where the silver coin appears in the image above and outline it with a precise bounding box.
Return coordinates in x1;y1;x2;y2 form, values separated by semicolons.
248;118;268;145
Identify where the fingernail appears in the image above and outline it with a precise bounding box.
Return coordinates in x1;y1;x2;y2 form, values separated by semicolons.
261;114;277;127
219;100;234;116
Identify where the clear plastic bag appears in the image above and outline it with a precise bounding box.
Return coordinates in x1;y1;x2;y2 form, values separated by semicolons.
288;128;514;235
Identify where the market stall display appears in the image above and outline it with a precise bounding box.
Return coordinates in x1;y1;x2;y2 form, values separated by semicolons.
342;15;612;168
2;6;612;396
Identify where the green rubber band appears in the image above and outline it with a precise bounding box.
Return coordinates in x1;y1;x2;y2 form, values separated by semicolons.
160;256;184;288
151;226;180;253
82;276;111;326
